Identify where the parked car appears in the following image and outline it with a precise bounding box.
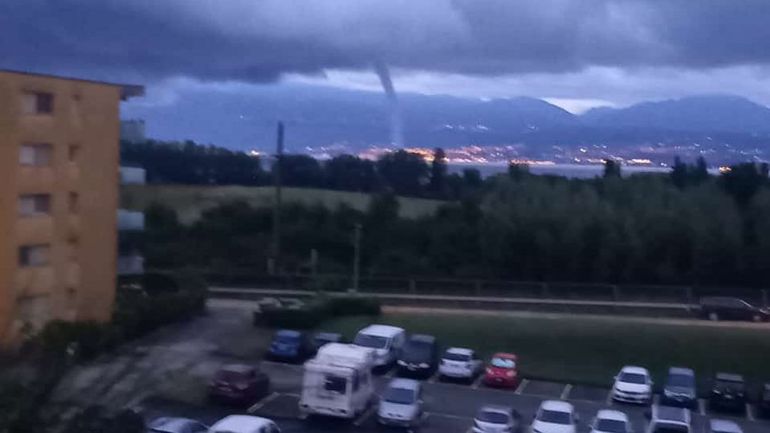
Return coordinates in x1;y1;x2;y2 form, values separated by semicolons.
612;366;653;405
707;419;743;433
760;383;770;418
645;405;691;433
438;347;483;383
397;334;439;378
699;297;769;322
472;405;521;433
147;417;208;433
312;332;342;352
267;330;312;362
482;352;520;388
531;400;578;433
207;415;280;433
208;364;270;405
661;367;697;409
377;378;424;429
352;324;406;370
709;373;747;413
589;410;631;433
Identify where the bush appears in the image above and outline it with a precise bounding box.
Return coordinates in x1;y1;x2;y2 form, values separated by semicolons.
256;295;380;329
35;321;118;361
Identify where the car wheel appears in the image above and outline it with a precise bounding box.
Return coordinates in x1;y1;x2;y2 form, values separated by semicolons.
752;314;763;322
708;312;719;321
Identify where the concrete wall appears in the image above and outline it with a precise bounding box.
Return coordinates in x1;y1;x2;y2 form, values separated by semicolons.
0;70;126;346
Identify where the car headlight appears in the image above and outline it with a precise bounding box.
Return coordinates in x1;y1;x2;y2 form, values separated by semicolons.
506;370;516;378
419;363;429;368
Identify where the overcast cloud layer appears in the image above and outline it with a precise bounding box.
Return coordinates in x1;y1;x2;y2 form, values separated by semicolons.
3;0;770;107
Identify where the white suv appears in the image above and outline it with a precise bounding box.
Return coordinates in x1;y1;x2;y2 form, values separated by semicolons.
438;347;483;382
645;405;691;433
612;366;653;404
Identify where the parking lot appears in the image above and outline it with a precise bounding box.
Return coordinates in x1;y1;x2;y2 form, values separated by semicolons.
138;359;770;433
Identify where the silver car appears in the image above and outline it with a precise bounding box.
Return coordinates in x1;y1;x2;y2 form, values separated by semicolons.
147;417;208;433
378;378;423;429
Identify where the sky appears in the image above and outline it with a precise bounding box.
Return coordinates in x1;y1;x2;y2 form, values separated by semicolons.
3;0;770;113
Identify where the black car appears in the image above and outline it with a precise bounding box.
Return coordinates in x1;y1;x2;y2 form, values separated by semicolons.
760;383;770;418
709;373;747;413
312;332;343;353
699;297;769;322
661;367;697;409
397;334;439;378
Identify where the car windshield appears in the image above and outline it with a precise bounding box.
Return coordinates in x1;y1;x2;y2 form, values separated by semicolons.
667;373;694;388
477;410;510;424
716;379;745;391
538;409;572;424
652;425;689;433
324;375;347;393
384;387;416;404
491;357;515;368
354;334;388;349
595;418;627;433
216;369;250;382
443;352;470;362
619;372;647;384
402;341;433;360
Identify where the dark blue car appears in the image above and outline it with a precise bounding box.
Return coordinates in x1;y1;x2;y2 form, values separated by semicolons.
267;330;311;362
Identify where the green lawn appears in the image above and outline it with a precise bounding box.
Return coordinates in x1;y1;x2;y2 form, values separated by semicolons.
320;311;770;393
121;185;444;224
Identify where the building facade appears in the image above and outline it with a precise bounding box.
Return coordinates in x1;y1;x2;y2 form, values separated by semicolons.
0;70;143;346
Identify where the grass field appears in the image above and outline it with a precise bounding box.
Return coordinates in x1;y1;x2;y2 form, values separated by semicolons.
121;185;444;224
320;311;770;393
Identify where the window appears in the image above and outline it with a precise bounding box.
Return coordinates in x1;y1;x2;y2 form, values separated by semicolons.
68;193;79;213
68;144;80;163
323;375;347;394
19;144;52;166
18;194;51;216
22;92;54;114
19;245;50;267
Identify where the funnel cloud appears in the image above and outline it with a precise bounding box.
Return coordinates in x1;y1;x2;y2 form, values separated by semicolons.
374;62;404;147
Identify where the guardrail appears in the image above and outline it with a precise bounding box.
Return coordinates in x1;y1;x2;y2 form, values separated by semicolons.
191;270;770;309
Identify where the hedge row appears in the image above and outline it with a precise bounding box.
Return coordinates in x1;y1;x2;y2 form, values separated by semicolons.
255;295;381;329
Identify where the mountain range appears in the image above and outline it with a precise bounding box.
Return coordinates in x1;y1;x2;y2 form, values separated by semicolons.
123;83;770;159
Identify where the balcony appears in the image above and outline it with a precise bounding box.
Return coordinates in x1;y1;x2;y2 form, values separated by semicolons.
120;166;146;185
117;209;145;231
117;255;144;276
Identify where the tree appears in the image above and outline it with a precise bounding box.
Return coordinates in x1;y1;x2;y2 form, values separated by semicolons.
429;148;448;198
692;156;709;184
324;155;378;192
720;163;766;207
508;163;529;181
279;154;324;187
376;150;429;196
603;159;621;178
671;156;688;189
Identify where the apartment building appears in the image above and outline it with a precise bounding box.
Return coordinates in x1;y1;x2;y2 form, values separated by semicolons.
0;69;143;347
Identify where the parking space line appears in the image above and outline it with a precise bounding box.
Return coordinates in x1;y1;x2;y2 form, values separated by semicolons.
746;404;755;422
248;392;279;413
653;394;660;405
354;405;377;426
471;375;484;389
515;379;529;395
698;399;706;416
425;412;471;421
428;372;439;383
560;384;573;400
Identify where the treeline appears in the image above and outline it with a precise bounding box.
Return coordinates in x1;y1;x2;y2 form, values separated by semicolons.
143;160;770;288
121;140;481;200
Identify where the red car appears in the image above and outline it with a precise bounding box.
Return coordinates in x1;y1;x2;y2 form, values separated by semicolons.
208;364;270;405
482;353;520;388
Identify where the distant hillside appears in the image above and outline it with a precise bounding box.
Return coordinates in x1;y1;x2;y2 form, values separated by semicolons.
581;95;770;133
121;185;444;224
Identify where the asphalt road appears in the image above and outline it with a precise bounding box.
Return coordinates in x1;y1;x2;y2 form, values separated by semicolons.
138;360;770;433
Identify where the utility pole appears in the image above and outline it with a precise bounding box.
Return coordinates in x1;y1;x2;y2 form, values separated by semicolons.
270;121;284;276
351;223;362;293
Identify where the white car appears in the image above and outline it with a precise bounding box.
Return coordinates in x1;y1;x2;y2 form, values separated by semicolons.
645;405;690;433
708;419;743;433
208;415;280;433
378;378;423;428
612;366;653;404
531;400;578;433
438;347;483;382
590;410;631;433
473;405;520;433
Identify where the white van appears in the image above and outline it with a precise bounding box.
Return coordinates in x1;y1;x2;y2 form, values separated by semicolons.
298;343;375;419
352;324;406;369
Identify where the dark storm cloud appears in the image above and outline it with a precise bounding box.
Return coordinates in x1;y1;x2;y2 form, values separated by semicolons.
2;0;770;83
